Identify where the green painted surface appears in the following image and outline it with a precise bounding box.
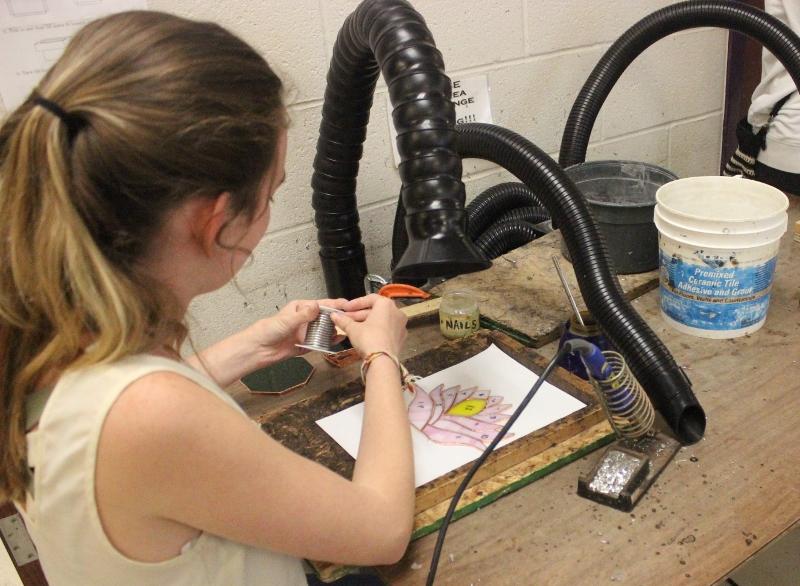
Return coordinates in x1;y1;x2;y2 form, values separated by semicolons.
242;356;313;394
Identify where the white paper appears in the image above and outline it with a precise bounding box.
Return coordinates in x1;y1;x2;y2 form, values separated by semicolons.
0;0;147;111
386;73;493;167
317;344;586;487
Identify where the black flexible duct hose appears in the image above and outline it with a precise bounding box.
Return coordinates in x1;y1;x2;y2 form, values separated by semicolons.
313;0;488;298
390;195;548;274
560;0;800;167
458;123;704;445
474;220;542;260
392;182;550;267
391;194;410;273
492;205;550;229
464;182;546;241
392;181;547;266
391;180;548;267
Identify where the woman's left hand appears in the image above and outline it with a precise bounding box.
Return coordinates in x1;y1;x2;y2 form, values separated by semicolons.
247;298;348;365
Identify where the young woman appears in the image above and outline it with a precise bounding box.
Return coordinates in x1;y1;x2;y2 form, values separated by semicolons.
0;11;414;585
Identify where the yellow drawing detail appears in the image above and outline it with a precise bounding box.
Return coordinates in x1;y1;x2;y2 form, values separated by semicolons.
447;399;487;417
408;384;514;451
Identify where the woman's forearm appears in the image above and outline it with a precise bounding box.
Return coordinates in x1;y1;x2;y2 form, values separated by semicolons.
352;356;415;528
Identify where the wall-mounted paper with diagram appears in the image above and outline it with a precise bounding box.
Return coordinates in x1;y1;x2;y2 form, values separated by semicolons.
0;0;146;111
317;344;586;488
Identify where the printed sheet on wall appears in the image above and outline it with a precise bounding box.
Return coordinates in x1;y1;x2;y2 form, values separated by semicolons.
1;0;146;111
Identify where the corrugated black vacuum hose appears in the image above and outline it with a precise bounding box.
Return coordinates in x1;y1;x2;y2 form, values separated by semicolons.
465;182;545;240
313;0;488;299
391;182;547;268
458;122;704;445
560;0;800;167
474;220;544;260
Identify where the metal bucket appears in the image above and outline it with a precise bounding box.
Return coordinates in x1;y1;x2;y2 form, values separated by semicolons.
561;160;677;274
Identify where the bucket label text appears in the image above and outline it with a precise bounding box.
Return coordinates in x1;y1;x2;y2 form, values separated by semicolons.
659;253;777;331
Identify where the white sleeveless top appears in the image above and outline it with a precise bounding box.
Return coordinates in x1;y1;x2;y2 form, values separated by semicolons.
18;355;307;586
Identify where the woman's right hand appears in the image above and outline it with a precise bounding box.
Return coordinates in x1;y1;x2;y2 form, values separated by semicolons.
330;294;407;357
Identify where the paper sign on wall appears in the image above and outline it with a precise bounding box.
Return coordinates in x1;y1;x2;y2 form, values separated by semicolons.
0;0;146;111
386;74;493;167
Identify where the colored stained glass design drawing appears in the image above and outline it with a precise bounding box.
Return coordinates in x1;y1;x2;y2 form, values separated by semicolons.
407;383;514;450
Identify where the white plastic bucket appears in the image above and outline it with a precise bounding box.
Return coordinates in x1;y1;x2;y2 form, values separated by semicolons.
654;176;789;338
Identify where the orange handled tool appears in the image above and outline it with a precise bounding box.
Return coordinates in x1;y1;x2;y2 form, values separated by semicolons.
377;283;431;299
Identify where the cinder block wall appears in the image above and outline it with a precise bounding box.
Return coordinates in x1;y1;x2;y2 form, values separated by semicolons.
4;1;730;347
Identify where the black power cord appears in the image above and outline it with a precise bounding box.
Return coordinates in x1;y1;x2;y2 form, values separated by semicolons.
425;343;572;585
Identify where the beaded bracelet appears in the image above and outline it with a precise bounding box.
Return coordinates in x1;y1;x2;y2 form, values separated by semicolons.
360;351;418;391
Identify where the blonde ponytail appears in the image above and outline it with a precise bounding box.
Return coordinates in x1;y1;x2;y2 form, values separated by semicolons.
0;11;285;502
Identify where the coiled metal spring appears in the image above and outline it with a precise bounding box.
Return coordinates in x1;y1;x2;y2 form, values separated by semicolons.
589;351;655;438
296;306;341;353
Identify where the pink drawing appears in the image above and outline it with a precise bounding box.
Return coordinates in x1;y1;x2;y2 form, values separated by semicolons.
407;383;514;450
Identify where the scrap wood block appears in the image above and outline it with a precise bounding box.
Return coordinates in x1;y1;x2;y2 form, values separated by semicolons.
258;330;613;582
432;231;658;348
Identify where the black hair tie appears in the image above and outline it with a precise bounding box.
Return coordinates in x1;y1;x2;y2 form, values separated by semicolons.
32;94;88;144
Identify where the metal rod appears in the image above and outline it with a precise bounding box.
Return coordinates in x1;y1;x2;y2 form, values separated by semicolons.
551;255;585;326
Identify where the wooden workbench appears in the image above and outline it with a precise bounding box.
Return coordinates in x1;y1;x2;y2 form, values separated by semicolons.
230;198;800;585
